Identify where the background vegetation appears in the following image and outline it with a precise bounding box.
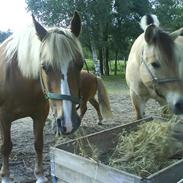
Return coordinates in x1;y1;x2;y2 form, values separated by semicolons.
0;0;183;77
0;30;12;42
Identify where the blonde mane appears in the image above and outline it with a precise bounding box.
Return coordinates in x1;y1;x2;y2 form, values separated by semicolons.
4;25;83;78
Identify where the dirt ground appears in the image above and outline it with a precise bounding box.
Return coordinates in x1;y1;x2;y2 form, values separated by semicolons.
0;79;161;183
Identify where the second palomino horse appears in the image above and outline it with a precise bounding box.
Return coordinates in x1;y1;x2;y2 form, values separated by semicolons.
126;14;183;119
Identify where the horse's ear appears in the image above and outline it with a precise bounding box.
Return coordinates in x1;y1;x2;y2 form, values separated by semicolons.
144;24;158;44
70;11;81;37
170;27;183;40
32;14;48;41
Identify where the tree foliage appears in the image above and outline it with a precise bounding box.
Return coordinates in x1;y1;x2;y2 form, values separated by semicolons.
0;30;12;43
26;0;183;75
151;0;183;31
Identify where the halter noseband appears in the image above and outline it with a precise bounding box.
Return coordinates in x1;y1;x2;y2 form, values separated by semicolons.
39;68;81;104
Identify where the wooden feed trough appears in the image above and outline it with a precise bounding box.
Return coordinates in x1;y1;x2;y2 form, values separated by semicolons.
50;117;183;183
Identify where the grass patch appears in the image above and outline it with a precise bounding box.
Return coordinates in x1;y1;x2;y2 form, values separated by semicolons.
84;59;126;78
102;75;128;94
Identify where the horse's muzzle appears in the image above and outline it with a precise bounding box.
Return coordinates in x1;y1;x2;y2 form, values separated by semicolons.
56;112;81;135
173;99;183;115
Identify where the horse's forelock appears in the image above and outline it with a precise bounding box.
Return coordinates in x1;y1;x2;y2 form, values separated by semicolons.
4;26;83;78
41;27;83;71
154;30;175;68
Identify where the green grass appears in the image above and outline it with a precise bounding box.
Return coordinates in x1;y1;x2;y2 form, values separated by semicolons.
102;75;128;94
83;59;128;94
84;59;126;77
83;59;95;72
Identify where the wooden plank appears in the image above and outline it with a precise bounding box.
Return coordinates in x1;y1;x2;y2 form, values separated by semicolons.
50;116;183;183
147;159;183;183
50;147;142;183
57;179;69;183
57;117;153;154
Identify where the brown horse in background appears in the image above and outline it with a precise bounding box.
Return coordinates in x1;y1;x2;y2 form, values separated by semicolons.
78;70;112;124
0;12;83;183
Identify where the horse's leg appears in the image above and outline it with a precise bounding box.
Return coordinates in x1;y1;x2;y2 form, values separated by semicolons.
89;98;103;125
32;111;48;183
79;100;87;120
0;120;12;182
130;89;146;120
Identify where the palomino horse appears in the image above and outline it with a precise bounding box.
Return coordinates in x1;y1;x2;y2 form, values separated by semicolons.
0;12;83;182
126;14;183;119
78;70;112;124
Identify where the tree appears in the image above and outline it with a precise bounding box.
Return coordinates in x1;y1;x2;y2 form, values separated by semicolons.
26;0;113;75
110;0;152;75
26;0;182;76
151;0;183;31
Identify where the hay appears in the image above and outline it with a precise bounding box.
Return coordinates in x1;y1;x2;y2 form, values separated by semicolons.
76;138;100;161
55;117;183;178
108;119;183;177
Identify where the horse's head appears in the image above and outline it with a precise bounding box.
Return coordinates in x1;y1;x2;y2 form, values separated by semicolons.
140;15;183;114
32;12;83;135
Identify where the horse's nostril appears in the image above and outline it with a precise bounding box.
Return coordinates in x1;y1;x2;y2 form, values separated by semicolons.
56;117;67;134
175;101;183;109
174;100;183;115
56;118;62;128
62;126;67;133
55;117;68;135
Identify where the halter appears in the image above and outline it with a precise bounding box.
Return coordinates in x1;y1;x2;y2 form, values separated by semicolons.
141;51;181;86
39;68;81;104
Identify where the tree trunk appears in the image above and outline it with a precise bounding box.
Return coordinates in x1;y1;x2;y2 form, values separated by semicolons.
124;56;127;72
102;23;110;76
105;46;109;76
99;48;103;75
114;51;118;75
90;41;101;76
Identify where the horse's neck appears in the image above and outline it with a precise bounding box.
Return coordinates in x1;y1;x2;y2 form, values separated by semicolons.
175;36;183;45
128;34;145;65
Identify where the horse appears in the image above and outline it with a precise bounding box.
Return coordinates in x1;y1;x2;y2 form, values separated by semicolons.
0;12;83;183
126;14;183;120
78;70;112;124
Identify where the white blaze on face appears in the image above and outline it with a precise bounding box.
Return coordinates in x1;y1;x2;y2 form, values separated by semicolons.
61;63;73;133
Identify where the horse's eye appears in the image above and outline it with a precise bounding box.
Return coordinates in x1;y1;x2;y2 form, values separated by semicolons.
42;64;51;73
151;62;160;69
